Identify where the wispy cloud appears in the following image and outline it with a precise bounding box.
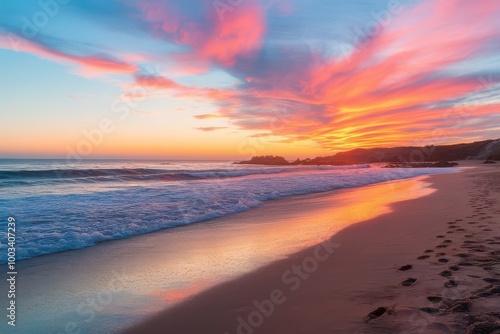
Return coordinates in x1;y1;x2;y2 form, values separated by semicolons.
0;33;137;76
196;126;228;131
1;0;499;152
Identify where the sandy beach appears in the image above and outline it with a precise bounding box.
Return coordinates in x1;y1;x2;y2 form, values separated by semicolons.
123;162;500;334
0;165;444;333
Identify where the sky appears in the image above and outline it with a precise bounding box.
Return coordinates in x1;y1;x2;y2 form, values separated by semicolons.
1;0;499;159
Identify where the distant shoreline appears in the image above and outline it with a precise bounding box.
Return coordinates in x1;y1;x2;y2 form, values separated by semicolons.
234;138;500;166
235;155;461;168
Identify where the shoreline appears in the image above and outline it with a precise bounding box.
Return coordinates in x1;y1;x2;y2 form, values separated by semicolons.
0;169;445;333
0;161;450;265
123;162;500;334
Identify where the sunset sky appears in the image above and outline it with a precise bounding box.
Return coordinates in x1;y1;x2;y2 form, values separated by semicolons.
1;0;499;159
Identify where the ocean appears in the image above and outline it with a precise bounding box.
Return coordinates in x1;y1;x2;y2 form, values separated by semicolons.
0;159;458;263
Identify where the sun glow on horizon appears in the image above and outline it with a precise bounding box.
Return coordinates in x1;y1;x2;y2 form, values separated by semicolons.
1;0;499;159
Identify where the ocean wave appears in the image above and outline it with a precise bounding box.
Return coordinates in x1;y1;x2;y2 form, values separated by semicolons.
0;164;372;184
0;165;457;264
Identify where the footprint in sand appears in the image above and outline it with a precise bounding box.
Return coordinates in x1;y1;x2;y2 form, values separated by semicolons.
444;280;458;288
449;300;471;313
364;307;388;323
439;270;453;277
435;252;446;257
397;264;412;271
472;287;500;299
427;296;442;303
436;235;445;238
470;246;488;253
438;258;449;263
449;265;460;271
436;244;449;248
401;278;417;286
458;261;474;266
417;255;430;260
483;278;500;284
419;307;440;314
424;249;434;253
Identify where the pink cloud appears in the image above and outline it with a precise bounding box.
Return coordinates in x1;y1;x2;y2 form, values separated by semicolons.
135;0;267;68
0;33;137;75
174;0;500;150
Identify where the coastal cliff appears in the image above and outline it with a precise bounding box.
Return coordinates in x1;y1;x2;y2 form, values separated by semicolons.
235;139;500;166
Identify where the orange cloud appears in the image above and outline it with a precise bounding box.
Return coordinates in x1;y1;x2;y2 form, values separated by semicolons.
180;0;500;151
196;126;227;131
194;114;225;119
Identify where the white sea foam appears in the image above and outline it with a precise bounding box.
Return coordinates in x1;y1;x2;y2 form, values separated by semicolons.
0;160;458;263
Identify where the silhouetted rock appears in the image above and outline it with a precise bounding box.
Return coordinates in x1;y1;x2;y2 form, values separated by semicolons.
435;161;460;167
333;139;499;163
234;138;499;166
234;155;290;165
384;161;458;168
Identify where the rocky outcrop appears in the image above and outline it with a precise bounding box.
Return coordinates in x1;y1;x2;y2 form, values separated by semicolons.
234;138;499;166
234;155;290;165
476;139;500;160
384;161;459;168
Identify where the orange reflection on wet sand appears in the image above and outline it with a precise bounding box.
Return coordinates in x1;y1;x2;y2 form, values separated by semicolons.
10;176;436;333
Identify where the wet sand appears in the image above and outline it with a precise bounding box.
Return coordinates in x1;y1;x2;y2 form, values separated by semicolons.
123;163;500;334
0;168;438;333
